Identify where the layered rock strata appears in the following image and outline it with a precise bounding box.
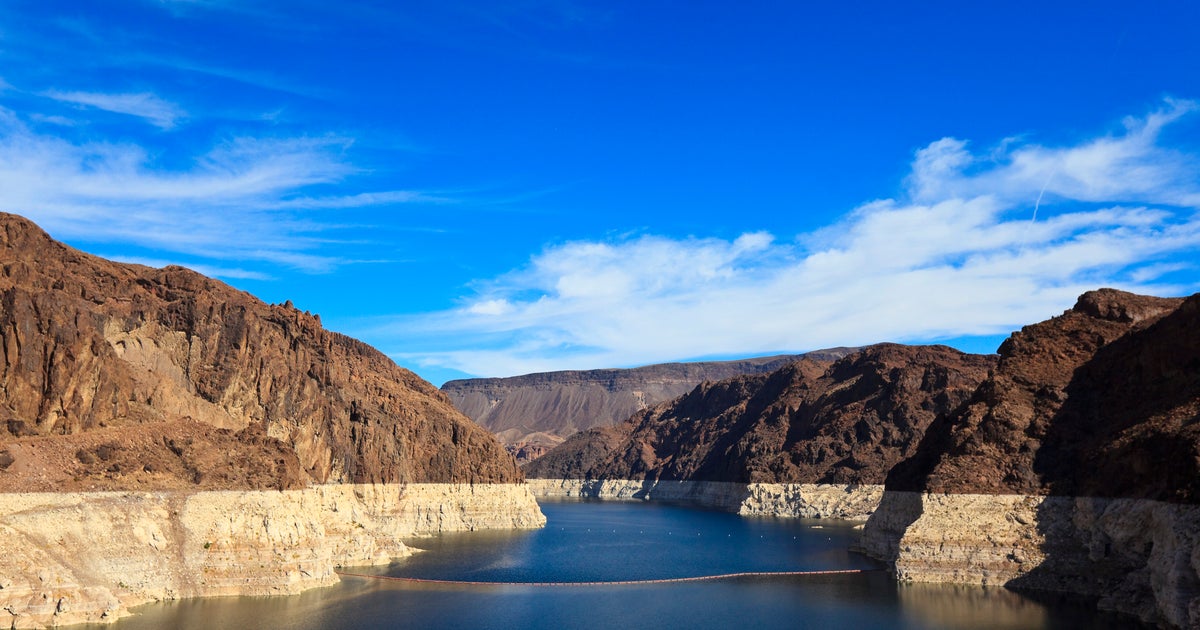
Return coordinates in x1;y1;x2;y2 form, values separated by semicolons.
862;289;1200;628
442;349;855;460
528;478;883;519
1;484;545;628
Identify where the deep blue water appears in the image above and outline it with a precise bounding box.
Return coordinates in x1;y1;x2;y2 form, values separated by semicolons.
96;500;1145;629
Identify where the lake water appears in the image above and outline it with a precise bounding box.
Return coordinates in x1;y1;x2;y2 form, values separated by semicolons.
95;499;1146;629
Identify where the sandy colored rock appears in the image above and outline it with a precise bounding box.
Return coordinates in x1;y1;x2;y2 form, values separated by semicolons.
0;483;544;629
527;478;883;519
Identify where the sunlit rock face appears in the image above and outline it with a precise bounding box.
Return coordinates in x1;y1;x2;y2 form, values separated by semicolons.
0;213;546;628
0;212;524;489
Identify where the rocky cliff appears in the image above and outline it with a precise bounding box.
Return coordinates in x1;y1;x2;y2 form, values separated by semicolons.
861;289;1200;628
526;344;995;486
0;484;545;628
0;213;545;628
0;213;522;488
441;349;855;461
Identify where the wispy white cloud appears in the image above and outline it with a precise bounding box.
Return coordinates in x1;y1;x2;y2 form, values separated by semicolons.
381;101;1200;377
0;106;432;272
42;90;186;129
107;255;273;281
270;190;452;209
28;113;78;126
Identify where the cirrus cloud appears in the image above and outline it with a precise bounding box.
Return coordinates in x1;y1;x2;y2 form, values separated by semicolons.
0;106;435;273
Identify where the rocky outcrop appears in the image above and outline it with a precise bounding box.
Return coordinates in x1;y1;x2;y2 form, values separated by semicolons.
0;213;522;488
0;484;545;629
0;213;546;628
528;478;883;519
526;344;995;487
863;289;1200;627
442;349;855;460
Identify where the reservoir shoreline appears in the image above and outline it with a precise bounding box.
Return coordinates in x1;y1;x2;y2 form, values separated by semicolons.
0;483;544;629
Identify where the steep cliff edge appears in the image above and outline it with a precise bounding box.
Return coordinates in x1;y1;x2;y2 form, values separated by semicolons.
527;344;995;485
0;213;521;487
861;289;1200;628
441;349;855;461
0;213;544;628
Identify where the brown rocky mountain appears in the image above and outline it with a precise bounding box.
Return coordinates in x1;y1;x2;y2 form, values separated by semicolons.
525;344;996;484
0;213;522;491
442;349;855;461
886;288;1196;500
860;289;1200;628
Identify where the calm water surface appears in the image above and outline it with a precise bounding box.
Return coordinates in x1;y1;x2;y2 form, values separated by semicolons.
94;500;1145;629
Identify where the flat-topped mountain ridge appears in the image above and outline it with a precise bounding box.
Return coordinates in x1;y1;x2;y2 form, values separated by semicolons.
526;343;996;484
0;213;522;491
442;348;856;458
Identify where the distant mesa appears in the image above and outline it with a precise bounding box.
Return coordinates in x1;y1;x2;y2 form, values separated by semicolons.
442;348;857;463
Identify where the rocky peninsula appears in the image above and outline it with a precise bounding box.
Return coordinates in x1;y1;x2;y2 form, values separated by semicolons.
0;214;544;628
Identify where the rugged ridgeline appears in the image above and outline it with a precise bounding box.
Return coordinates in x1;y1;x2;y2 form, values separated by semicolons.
442;349;855;462
527;344;995;519
859;289;1200;628
0;214;544;628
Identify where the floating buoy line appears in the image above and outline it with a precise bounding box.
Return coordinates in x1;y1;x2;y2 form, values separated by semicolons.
335;568;877;588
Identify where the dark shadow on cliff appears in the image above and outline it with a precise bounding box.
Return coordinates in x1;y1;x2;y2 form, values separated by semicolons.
1009;294;1200;624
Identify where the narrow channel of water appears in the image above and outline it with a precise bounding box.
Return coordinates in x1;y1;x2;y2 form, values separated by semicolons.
94;499;1147;629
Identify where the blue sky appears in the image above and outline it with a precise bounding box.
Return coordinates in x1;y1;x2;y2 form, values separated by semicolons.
1;1;1198;385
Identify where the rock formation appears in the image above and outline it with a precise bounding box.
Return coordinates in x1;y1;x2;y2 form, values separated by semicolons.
526;344;995;485
442;349;855;462
860;289;1200;628
0;213;522;489
0;213;544;628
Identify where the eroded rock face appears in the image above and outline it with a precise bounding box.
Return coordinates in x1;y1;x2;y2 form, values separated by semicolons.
441;350;855;461
526;344;995;485
0;484;546;628
0;213;523;489
864;289;1200;628
886;289;1194;499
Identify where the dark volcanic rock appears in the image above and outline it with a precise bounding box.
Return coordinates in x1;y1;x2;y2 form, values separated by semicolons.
526;344;995;484
0;213;522;491
887;288;1197;501
442;349;856;460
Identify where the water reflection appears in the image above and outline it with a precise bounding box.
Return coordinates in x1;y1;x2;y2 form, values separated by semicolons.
85;501;1147;630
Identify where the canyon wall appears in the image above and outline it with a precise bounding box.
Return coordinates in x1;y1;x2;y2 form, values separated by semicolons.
1;483;545;629
0;213;522;488
527;344;994;487
527;478;883;519
441;349;855;459
0;214;546;628
861;289;1200;628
